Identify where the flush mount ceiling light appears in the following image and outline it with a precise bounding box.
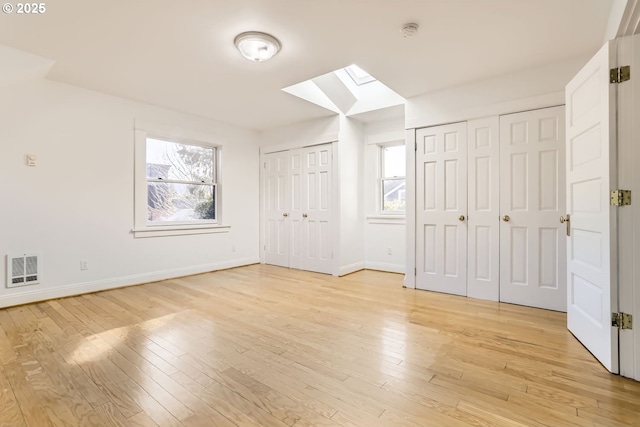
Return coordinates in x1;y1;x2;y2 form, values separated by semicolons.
234;31;281;62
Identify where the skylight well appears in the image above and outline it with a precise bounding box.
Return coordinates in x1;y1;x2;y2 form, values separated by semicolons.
282;62;403;117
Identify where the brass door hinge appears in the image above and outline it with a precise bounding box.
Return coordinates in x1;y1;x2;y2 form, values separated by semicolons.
610;190;631;206
612;312;633;330
610;66;631;83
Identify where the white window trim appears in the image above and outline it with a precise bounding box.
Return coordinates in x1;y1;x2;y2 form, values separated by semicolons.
133;129;229;238
379;141;406;216
365;215;406;225
132;224;230;238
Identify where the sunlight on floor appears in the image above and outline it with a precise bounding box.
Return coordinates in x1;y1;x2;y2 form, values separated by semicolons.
68;313;178;365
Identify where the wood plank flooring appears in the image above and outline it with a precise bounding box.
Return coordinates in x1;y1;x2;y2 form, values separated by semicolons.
1;264;639;427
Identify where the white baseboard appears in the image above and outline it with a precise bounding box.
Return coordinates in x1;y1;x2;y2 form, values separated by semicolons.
0;257;259;309
338;261;406;276
364;262;405;274
338;262;365;276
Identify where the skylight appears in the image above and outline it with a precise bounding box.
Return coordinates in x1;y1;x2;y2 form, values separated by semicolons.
281;62;404;116
345;64;376;85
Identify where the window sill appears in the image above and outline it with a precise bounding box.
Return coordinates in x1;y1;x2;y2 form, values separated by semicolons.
132;224;230;238
366;215;406;225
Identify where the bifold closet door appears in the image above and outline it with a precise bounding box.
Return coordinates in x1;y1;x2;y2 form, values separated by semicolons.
264;151;290;267
264;144;333;275
499;106;567;311
416;122;468;295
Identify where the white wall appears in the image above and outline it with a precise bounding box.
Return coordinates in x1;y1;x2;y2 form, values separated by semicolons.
259;115;339;151
363;117;406;274
0;76;260;308
405;56;589;130
337;117;365;275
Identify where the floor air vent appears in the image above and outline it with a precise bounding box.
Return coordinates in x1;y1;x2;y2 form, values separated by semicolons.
7;254;40;288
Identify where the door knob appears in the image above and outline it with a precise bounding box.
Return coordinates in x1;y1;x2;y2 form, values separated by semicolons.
302;213;308;218
560;214;570;236
459;215;465;221
502;215;510;222
283;213;289;217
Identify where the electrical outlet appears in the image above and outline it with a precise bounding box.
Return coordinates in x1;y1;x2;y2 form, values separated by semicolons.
80;260;88;270
387;247;392;255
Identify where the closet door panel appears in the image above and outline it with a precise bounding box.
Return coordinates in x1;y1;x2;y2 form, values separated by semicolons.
468;117;500;301
302;144;333;274
264;151;290;267
416;122;468;296
290;149;304;269
499;106;567;311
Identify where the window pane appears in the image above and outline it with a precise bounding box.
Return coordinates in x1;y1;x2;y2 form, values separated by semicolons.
383;178;406;212
147;182;215;222
383;145;405;178
345;64;377;85
146;138;214;182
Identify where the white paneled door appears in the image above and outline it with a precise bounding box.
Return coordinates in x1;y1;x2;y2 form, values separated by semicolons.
416;122;468;295
467;117;500;301
565;41;618;373
264;151;289;267
499;106;567;311
264;144;333;275
299;144;333;274
289;149;304;270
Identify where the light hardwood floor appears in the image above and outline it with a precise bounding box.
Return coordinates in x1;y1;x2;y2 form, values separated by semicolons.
1;264;639;427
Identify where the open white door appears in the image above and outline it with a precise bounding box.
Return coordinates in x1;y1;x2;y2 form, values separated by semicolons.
416;122;468;295
566;41;618;373
264;151;290;267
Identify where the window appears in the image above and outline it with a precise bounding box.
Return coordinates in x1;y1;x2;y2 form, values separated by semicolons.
381;144;406;213
345;64;377;85
134;130;228;238
145;137;217;223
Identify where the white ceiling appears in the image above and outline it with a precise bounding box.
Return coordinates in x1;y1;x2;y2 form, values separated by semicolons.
0;0;615;131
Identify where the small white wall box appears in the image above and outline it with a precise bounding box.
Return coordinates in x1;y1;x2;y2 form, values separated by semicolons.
6;254;40;287
27;154;37;166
